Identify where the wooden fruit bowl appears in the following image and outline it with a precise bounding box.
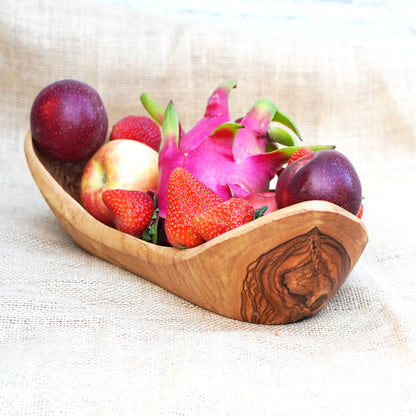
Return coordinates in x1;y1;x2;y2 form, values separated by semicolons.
24;131;368;324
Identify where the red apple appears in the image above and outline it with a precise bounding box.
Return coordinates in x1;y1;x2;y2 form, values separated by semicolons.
243;192;277;215
30;79;108;162
80;139;159;226
275;149;362;215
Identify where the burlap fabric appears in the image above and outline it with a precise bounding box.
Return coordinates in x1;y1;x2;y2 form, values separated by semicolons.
1;0;416;414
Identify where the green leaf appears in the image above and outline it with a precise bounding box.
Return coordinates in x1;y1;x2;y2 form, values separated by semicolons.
140;93;165;126
272;109;302;141
267;125;301;147
162;101;180;149
141;204;160;245
254;206;268;219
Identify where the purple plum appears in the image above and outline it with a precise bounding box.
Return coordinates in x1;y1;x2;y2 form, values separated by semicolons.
30;79;108;162
275;149;362;215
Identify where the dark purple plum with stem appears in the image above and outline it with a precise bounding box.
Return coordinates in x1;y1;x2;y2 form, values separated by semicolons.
275;149;362;215
30;79;108;162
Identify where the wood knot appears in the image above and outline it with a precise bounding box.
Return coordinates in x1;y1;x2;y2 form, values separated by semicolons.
240;227;351;324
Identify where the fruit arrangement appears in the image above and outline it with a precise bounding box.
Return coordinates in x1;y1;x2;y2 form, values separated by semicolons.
26;79;368;324
30;79;363;250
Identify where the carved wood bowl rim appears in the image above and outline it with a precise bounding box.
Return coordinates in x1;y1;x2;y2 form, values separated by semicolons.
24;130;369;325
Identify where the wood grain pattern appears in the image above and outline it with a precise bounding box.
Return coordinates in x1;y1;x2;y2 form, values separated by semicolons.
241;227;351;324
24;131;368;324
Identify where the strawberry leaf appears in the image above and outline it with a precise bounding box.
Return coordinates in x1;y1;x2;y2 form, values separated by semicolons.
141;207;160;244
254;205;268;219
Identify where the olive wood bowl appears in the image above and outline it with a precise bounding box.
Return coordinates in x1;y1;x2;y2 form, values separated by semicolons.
24;131;368;324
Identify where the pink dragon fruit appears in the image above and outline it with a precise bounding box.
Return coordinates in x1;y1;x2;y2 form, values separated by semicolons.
140;81;332;217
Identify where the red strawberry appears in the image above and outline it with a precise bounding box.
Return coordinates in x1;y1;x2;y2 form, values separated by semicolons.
110;115;161;151
288;146;313;164
357;202;364;219
102;189;155;238
165;167;223;248
192;198;255;241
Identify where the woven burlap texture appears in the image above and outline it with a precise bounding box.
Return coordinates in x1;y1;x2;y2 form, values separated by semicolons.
1;0;416;414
